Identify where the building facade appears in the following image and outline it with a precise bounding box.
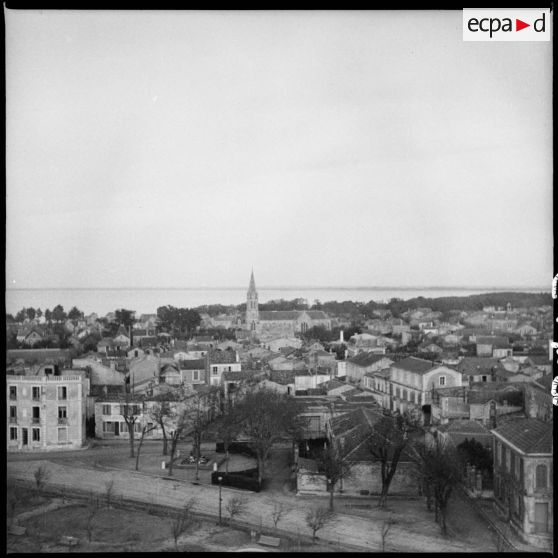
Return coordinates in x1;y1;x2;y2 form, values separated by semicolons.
7;374;89;451
492;419;553;549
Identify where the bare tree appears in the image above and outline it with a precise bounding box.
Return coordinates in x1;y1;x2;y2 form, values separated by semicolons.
120;393;141;458
104;479;115;508
305;507;332;543
167;408;189;477
225;496;247;526
7;487;19;526
368;415;408;508
85;504;98;542
34;464;50;494
235;388;300;489
271;501;288;531
186;387;220;480
409;433;463;536
135;422;157;471
380;515;393;551
216;401;243;474
170;505;193;551
319;443;352;511
150;398;174;455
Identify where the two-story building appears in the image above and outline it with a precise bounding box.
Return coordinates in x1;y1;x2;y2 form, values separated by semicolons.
207;349;241;386
7;373;89;451
345;352;393;385
492;419;553;549
388;357;463;417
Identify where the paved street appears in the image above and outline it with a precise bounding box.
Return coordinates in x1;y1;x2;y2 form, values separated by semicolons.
7;441;495;552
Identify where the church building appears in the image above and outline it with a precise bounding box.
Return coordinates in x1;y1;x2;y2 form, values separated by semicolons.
245;271;331;339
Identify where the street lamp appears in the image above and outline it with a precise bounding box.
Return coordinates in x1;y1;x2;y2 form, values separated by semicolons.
218;476;223;525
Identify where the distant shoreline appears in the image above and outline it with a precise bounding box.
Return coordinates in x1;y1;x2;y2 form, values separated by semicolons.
5;286;548;292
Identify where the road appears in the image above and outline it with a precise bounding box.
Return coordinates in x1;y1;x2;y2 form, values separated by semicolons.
7;442;493;553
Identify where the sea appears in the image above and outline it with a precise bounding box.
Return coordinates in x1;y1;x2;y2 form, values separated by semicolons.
4;286;548;317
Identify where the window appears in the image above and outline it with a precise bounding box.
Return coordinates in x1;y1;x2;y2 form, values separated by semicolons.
32;386;40;400
57;386;67;400
481;375;487;382
535;464;547;489
193;370;200;381
402;389;407;401
495;442;500;465
32;407;40;424
9;406;17;423
103;421;114;433
57;427;68;443
32;428;40;442
134;422;142;433
395;387;400;398
212;366;218;376
102;404;111;415
505;448;510;471
510;452;515;476
439;376;446;386
9;386;17;400
10;427;17;440
58;406;67;424
120;404;141;416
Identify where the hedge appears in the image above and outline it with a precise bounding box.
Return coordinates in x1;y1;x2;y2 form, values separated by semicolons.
211;468;262;492
215;441;257;458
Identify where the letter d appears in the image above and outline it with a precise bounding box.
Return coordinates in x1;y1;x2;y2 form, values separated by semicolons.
534;13;545;32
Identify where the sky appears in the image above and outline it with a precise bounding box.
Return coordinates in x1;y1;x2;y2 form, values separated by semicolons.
5;10;553;289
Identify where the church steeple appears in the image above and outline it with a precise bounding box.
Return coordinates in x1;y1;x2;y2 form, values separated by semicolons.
246;269;259;331
248;269;257;295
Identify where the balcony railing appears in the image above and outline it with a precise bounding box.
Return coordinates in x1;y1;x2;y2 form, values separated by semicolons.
58;417;68;425
9;417;17;424
9;394;17;401
32;417;41;424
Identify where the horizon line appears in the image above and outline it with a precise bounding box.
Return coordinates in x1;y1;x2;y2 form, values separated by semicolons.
5;285;548;292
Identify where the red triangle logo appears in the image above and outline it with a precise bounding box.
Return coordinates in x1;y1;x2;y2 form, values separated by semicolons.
516;19;530;31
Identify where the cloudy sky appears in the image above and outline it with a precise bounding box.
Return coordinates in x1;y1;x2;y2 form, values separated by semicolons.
6;10;552;289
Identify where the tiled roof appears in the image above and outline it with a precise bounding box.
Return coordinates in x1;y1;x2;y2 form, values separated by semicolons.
115;325;129;337
533;374;553;391
306;310;329;320
391;356;435;374
476;336;510;348
527;355;552;366
222;370;253;381
348;352;391;368
365;368;391;378
439;420;490;434
492;418;552;454
258;311;300;321
269;370;297;385
208;349;237;364
455;357;503;374
179;359;206;370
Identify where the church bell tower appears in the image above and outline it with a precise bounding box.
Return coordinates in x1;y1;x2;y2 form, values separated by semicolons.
246;270;259;331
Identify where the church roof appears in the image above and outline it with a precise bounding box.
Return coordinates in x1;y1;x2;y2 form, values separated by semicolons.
259;310;301;321
306;310;329;320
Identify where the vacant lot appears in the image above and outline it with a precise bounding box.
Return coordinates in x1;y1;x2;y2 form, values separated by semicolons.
6;487;341;553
